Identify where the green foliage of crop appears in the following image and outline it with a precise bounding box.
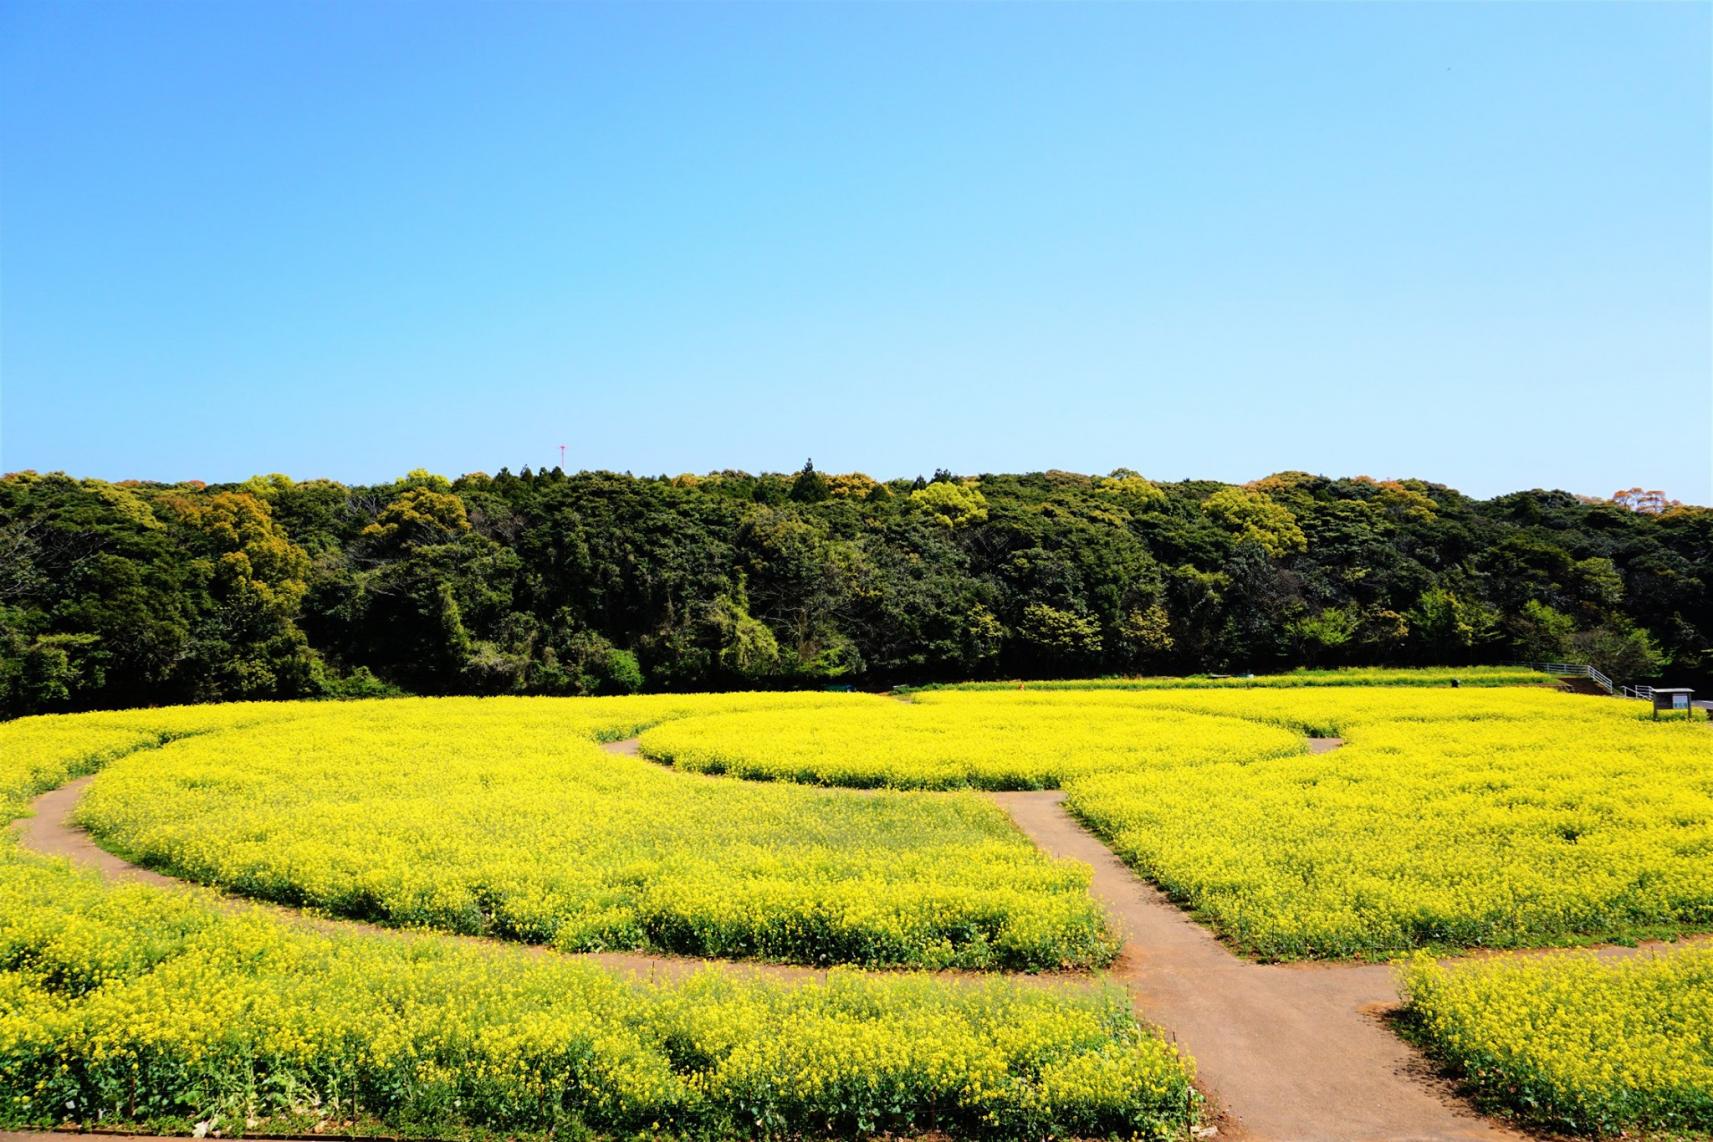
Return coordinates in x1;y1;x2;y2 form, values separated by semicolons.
920;665;1554;691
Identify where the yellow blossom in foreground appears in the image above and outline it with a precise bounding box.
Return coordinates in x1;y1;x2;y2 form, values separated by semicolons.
1400;944;1713;1135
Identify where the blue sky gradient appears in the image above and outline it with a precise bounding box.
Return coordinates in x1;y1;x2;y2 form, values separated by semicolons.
3;2;1709;501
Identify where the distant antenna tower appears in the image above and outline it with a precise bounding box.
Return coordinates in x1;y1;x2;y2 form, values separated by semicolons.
558;443;567;469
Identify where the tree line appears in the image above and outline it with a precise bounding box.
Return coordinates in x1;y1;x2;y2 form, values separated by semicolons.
1;464;1706;717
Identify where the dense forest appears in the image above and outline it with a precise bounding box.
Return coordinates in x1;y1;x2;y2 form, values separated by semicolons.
1;465;1706;717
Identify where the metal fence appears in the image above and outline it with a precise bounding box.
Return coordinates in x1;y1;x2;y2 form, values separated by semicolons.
1514;662;1616;695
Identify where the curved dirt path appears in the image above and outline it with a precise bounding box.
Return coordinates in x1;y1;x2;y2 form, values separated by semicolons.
10;738;1099;992
15;774;828;985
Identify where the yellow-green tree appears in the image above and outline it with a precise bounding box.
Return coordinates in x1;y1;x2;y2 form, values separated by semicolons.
182;492;311;615
1203;487;1307;557
911;481;988;529
363;487;472;548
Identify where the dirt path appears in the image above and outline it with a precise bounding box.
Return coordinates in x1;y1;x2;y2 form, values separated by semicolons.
991;733;1704;1140
17;732;1702;1141
992;785;1704;1141
16;775;834;985
993;788;1516;1141
11;756;1098;993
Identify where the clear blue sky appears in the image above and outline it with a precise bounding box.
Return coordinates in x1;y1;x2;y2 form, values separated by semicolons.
3;2;1709;503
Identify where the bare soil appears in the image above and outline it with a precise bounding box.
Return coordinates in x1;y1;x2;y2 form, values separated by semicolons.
992;787;1520;1140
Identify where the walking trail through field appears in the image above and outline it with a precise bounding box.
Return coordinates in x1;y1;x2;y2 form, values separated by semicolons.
995;784;1512;1141
12;744;1092;991
13;734;1705;1142
991;736;1702;1141
993;734;1519;1140
16;773;835;985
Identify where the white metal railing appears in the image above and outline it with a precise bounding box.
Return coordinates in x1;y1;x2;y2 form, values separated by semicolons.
1620;684;1654;701
1516;662;1616;695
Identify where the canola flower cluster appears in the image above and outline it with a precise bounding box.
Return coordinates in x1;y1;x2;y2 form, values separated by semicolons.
641;685;1712;961
1017;687;1713;959
639;702;1302;790
0;855;1195;1139
0;701;1200;1139
1400;944;1713;1136
0;702;283;821
68;695;1117;971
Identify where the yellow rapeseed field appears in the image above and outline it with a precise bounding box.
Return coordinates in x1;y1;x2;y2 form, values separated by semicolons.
640;686;1713;960
0;857;1194;1139
1400;944;1713;1135
65;695;1118;971
1024;688;1713;959
0;700;1196;1139
6;677;1709;1138
638;701;1303;789
0;701;287;821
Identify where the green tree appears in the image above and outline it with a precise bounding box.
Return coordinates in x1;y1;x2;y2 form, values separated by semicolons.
1287;604;1361;666
1017;602;1103;669
363;487;472;548
1115;602;1174;670
708;588;781;680
1511;599;1576;662
2;467;1710;711
1409;588;1500;663
789;459;830;503
1097;469;1167;510
13;633;102;708
1571;623;1664;683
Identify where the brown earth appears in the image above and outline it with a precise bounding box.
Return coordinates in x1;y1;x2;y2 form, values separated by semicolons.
12;755;1101;991
992;787;1519;1141
991;777;1704;1141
